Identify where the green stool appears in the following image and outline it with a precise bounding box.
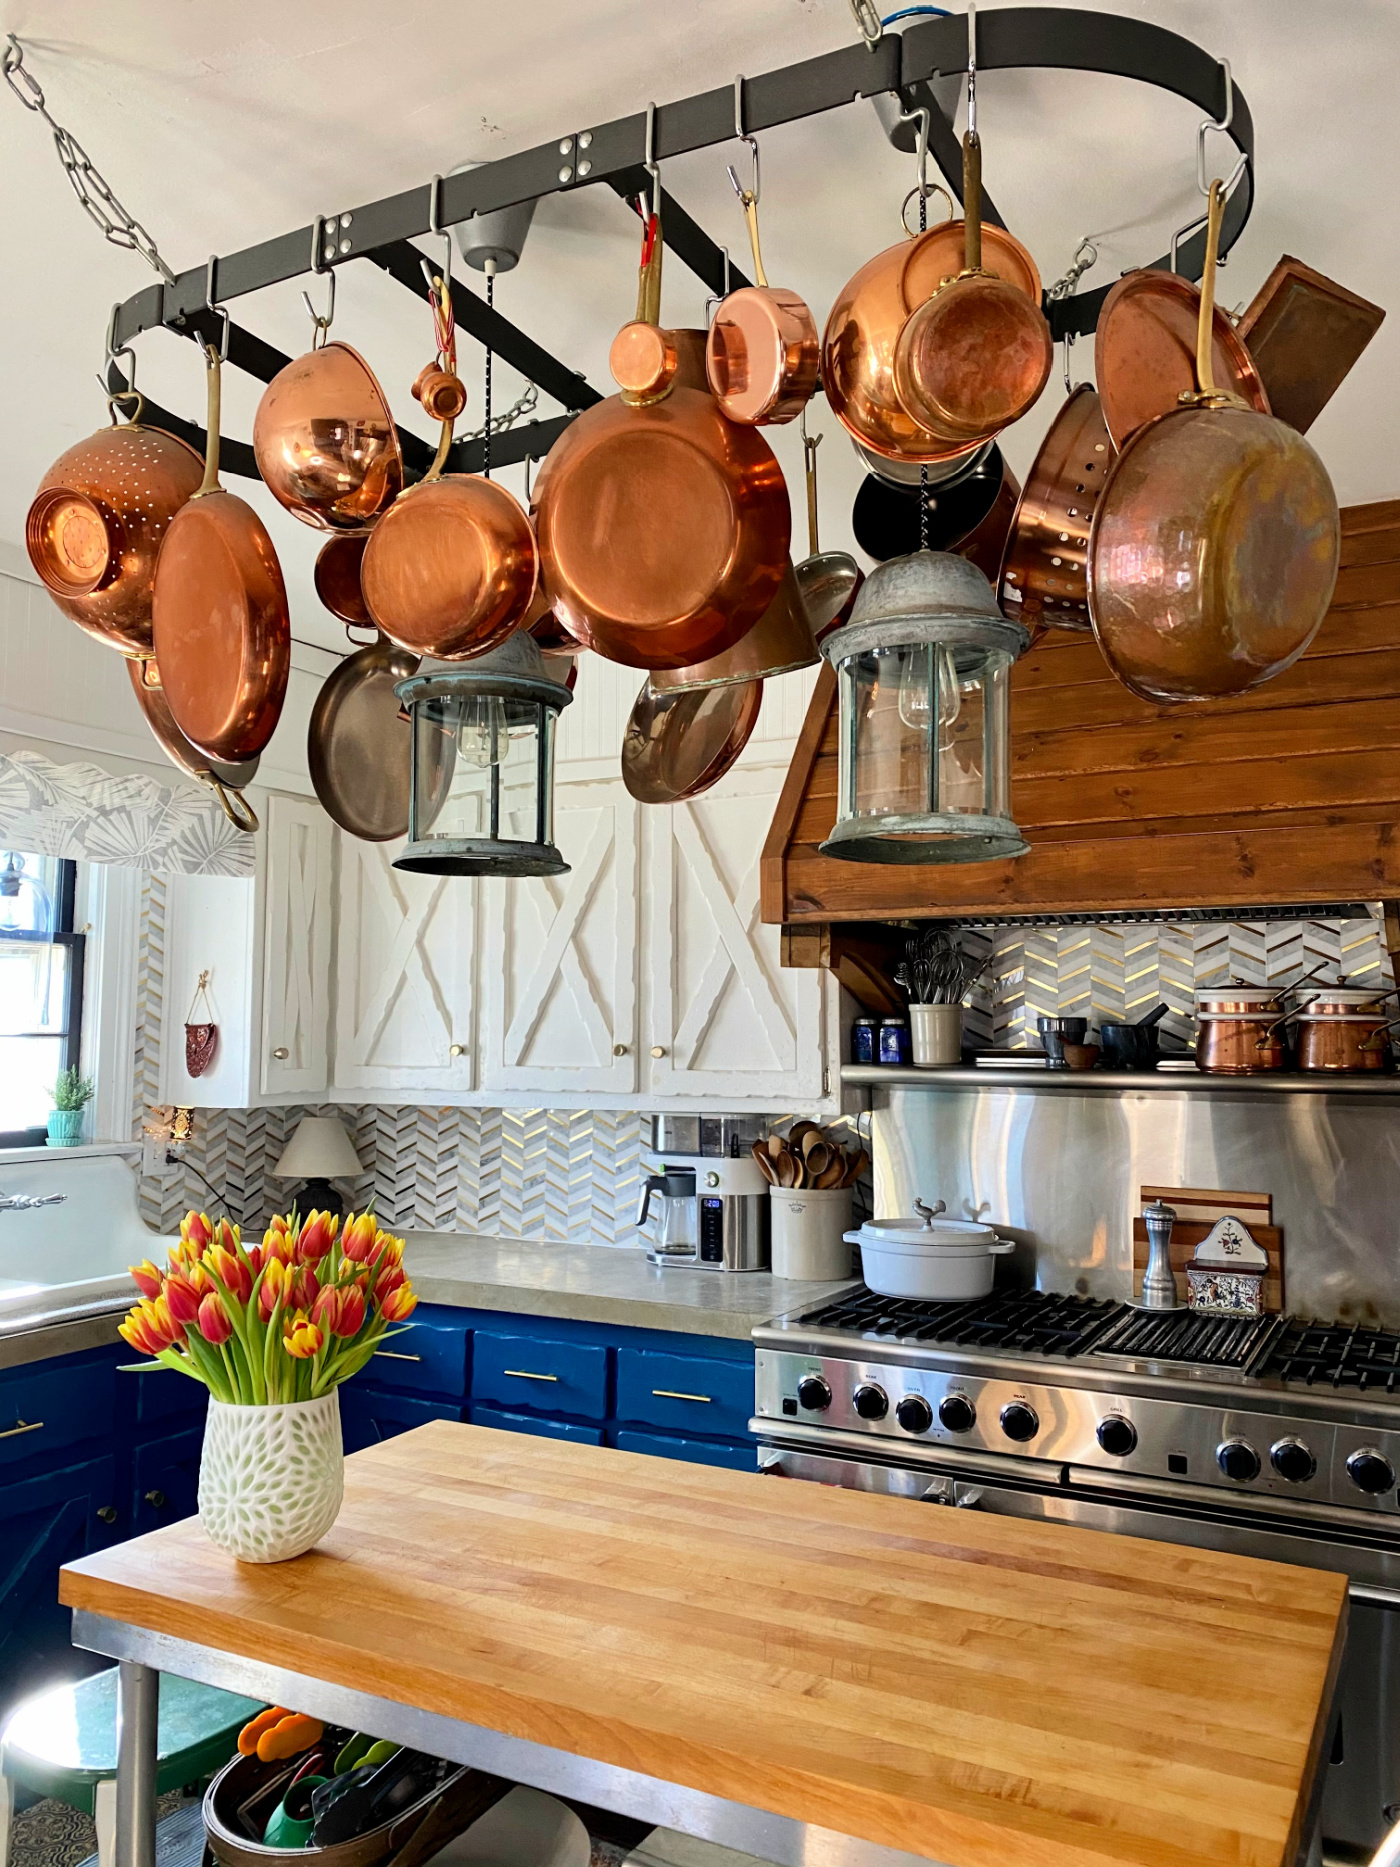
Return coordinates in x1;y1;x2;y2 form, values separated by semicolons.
0;1668;264;1867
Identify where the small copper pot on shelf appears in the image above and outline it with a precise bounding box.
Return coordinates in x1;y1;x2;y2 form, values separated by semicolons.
1293;988;1400;1073
1193;989;1289;1075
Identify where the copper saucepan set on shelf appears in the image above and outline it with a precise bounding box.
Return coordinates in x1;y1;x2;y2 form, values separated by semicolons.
1194;984;1400;1075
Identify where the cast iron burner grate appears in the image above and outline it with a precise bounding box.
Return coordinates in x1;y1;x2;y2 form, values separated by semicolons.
1261;1320;1400;1391
1090;1306;1276;1368
793;1288;1121;1357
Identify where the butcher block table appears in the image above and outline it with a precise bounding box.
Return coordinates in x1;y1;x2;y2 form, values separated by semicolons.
60;1422;1347;1867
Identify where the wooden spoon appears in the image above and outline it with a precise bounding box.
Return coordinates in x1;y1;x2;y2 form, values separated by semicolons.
751;1140;778;1185
767;1134;785;1160
776;1149;797;1188
842;1148;869;1187
814;1155;845;1189
803;1141;831;1182
789;1121;821;1149
800;1129;825;1158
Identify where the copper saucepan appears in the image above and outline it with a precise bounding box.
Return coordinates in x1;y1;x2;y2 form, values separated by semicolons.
26;405;204;656
1088;182;1341;703
533;209;789;671
152;345;291;763
997;384;1112;633
127;658;260;832
253;339;402;532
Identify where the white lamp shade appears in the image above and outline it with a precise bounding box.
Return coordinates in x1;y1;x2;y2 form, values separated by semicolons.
271;1117;364;1180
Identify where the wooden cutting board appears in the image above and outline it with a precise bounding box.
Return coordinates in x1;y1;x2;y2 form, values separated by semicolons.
1134;1185;1283;1310
61;1421;1345;1867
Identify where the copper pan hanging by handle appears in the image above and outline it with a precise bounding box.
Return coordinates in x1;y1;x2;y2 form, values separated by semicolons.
1094;269;1269;452
152;342;291;763
307;633;437;842
127;658;260;832
647;562;816;692
622;677;763;805
794;420;862;642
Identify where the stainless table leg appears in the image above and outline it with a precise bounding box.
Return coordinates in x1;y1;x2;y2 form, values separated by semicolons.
114;1659;158;1867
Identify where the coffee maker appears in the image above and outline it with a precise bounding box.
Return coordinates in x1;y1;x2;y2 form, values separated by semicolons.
637;1115;770;1271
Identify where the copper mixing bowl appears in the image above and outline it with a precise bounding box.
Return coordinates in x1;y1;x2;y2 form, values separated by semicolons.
253;342;403;532
26;422;205;655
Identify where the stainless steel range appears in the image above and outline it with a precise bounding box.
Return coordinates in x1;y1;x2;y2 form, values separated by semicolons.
753;1288;1400;1859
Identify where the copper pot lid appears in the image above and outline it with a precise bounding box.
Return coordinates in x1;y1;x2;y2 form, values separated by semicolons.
648;561;817;692
361;474;538;661
308;635;422;841
26;419;204;656
622;676;762;804
314;533;373;626
1095;269;1270;450
998;385;1112;632
253;341;403;533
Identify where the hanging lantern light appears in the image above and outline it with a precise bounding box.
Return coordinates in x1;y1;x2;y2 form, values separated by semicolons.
819;552;1029;864
393;630;573;877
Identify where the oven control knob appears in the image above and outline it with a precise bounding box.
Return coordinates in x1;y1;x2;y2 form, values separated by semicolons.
853;1383;889;1421
1270;1437;1316;1484
938;1394;977;1434
796;1375;832;1413
1346;1448;1395;1495
895;1394;933;1435
1096;1415;1137;1457
1216;1439;1261;1483
999;1401;1039;1443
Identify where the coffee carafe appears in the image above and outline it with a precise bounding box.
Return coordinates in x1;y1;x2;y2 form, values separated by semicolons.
637;1169;699;1267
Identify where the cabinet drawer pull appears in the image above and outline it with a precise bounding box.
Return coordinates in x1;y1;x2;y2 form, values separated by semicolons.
652;1389;712;1403
0;1419;43;1440
144;1489;167;1510
271;1046;290;1060
503;1369;559;1382
96;1506;117;1524
373;1351;422;1362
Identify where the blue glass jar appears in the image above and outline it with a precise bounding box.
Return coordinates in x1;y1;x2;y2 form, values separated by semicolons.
851;1017;879;1065
878;1017;912;1066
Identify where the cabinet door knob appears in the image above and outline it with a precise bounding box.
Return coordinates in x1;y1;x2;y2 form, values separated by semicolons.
144;1489;167;1510
613;1043;629;1057
96;1505;117;1524
650;1045;666;1058
271;1046;290;1060
449;1043;467;1057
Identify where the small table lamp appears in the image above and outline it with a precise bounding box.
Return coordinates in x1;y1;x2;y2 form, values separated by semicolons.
270;1117;364;1219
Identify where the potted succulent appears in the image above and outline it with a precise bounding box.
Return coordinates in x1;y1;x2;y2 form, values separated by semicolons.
120;1206;417;1563
47;1067;95;1146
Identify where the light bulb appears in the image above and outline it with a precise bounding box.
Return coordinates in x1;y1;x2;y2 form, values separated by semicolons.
896;647;962;735
457;695;508;768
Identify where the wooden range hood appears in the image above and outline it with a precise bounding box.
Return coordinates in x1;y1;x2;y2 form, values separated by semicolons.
764;500;1400;952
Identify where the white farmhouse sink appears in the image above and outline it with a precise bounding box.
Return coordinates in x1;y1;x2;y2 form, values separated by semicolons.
0;1149;175;1326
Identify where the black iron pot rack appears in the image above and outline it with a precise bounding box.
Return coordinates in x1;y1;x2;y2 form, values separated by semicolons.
103;6;1253;482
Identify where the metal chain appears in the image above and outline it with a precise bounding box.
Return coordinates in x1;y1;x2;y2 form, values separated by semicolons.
483;273;494;479
1045;236;1099;302
457;380;539;444
3;35;176;285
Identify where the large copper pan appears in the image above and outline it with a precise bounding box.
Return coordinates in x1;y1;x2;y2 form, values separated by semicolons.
533;217;789;671
152;346;291;762
253;341;402;532
998;385;1112;632
26;413;204;656
1088;184;1340;703
1095;268;1269;451
127;658;259;831
622;676;762;804
705;162;818;425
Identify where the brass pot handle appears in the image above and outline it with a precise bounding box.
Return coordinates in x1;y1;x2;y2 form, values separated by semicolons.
962;130;982;274
1194;177;1225;397
208;778;259;834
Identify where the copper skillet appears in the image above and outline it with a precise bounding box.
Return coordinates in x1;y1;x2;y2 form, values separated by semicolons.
152;343;291;763
622;677;762;804
127;658;260;832
533;209;789;671
307;633;422;842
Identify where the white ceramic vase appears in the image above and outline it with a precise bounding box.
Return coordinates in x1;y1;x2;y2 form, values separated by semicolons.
198;1393;343;1563
909;1002;962;1067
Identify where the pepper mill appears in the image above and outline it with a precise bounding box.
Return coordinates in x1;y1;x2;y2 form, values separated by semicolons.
1140;1199;1178;1309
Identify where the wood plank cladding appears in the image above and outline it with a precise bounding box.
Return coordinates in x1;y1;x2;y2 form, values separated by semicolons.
762;499;1400;923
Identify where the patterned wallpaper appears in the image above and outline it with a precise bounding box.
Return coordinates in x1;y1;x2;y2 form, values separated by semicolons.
129;867;1395;1242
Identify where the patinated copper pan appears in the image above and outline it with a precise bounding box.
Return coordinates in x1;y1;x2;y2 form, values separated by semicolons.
622;677;762;804
1095;268;1269;450
253;341;402;532
27;415;204;656
998;385;1112;632
152;346;291;762
705;178;818;425
127;658;260;831
314;533;373;626
1088;182;1340;702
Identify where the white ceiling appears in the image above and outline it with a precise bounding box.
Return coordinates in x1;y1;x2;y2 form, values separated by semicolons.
1;0;1396;663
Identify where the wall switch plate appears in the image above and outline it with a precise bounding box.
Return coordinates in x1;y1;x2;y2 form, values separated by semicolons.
141;1135;169;1178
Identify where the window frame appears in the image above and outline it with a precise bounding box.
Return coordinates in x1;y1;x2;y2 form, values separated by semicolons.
0;856;86;1150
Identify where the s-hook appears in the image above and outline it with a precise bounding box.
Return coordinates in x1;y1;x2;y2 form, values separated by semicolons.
302;219;336;348
203;254;230;361
644;100;662;223
729;75;760;205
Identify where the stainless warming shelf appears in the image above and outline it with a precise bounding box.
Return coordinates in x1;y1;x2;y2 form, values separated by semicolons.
842;1065;1400;1096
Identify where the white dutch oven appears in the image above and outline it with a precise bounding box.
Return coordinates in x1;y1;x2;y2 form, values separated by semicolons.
846;1200;1013;1300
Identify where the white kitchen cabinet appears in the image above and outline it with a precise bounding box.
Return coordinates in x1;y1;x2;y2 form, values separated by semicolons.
331;837;476;1096
158;871;259;1110
260;794;334;1098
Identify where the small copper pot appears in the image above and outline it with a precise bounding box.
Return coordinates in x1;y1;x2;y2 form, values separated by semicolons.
1295;1013;1400;1073
1194;990;1288;1074
705;186;818;426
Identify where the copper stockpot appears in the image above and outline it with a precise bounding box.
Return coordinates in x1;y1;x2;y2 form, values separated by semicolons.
1095;268;1270;451
151;347;291;763
648;560;816;692
998;385;1112;632
127;658;259;831
26;416;204;656
253;341;402;532
1088;183;1341;704
314;533;373;626
1294;1012;1400;1073
705;173;818;425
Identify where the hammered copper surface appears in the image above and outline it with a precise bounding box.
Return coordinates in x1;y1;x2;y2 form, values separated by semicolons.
998;386;1112;632
648;561;816;692
361;475;538;660
532;385;790;671
253;341;403;532
894;271;1052;442
26;423;204;655
126;657;259;788
307;634;423;841
706;285;819;425
622;676;762;804
1095;270;1270;450
314;533;373;626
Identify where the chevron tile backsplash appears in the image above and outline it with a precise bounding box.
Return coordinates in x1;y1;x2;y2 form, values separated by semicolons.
129;870;1394;1242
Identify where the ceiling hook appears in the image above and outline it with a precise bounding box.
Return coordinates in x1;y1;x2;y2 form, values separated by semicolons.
644;101;661;223
203;253;229;361
897;102;932;206
849;0;883;50
966;1;978;140
427;173;455;286
1196;57;1246;204
729;74;760;206
301;229;336;350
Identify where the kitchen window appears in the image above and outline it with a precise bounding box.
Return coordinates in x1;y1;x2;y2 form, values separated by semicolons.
0;853;85;1147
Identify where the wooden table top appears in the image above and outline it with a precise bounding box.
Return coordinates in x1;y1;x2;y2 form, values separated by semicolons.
61;1422;1347;1867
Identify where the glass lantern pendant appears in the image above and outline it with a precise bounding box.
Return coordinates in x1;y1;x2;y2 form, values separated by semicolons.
394;629;574;877
819;552;1030;864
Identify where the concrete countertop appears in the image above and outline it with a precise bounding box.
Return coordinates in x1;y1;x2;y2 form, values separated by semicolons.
403;1233;857;1341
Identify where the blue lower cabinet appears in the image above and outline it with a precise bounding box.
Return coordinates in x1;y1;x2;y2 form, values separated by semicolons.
126;1364;209;1432
471;1329;609;1422
362;1316;470;1400
0;1455;118;1722
615;1348;755;1440
0;1355;119;1475
131;1427;204;1536
614;1429;757;1472
340;1386;462;1455
472;1406;605;1447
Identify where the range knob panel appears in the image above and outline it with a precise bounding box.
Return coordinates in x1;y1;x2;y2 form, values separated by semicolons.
1096;1415;1137;1458
895;1394;933;1435
853;1383;889;1421
1269;1437;1316;1484
999;1401;1039;1443
1347;1448;1396;1495
1216;1439;1261;1483
938;1393;976;1434
796;1374;832;1413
